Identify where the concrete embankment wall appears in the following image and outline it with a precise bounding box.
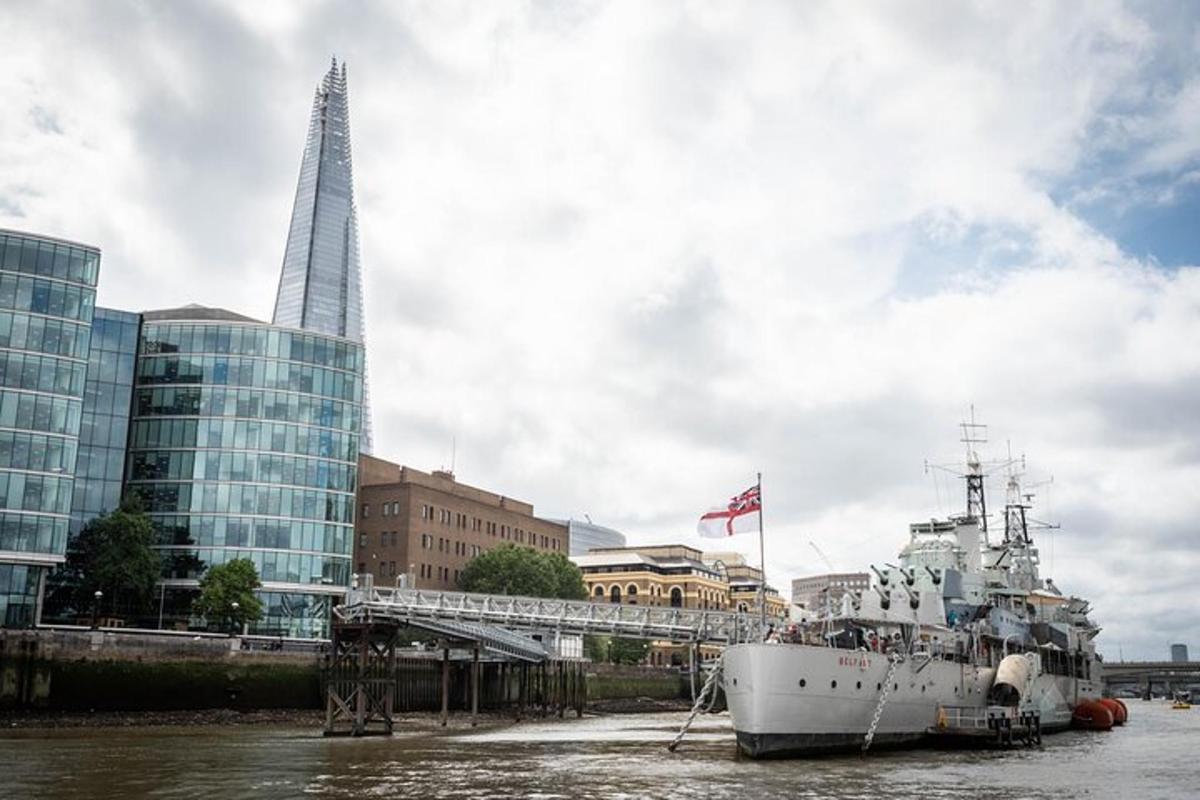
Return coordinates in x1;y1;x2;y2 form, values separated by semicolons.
1;630;685;712
1;629;321;711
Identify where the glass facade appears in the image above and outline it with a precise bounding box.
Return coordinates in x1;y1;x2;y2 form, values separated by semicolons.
70;307;139;535
273;58;372;454
0;230;99;626
126;311;363;637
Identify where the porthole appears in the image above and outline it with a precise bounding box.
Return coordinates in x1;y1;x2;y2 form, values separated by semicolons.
831;680;837;689
732;678;738;686
921;685;926;693
876;683;882;691
799;679;806;688
856;681;862;690
894;683;899;691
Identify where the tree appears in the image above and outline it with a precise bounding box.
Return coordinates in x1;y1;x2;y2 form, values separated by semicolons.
458;543;588;600
61;494;160;618
607;637;650;664
193;558;264;633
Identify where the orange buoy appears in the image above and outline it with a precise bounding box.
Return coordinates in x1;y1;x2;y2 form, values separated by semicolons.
1098;698;1127;725
1072;700;1114;731
1115;698;1129;720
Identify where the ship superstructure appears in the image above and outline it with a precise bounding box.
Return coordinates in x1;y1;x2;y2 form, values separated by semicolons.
723;431;1104;757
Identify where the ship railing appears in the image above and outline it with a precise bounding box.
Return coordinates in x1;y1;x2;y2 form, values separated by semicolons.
938;705;1018;731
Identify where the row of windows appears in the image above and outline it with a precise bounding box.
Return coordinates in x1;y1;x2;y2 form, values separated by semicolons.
0;430;77;475
409;563;460;584
128;450;357;493
141;324;362;372
131;482;354;523
158;545;350;587
0;392;83;437
0;350;87;398
152;514;351;555
254;591;332;639
129;419;359;462
0;512;68;556
0;564;41;628
0;310;91;360
0;272;97;323
137;355;361;403
0;471;76;515
414;532;482;557
411;502;560;548
134;387;360;432
0;234;99;287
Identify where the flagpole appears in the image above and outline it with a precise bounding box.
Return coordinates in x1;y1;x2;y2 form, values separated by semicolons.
757;471;766;641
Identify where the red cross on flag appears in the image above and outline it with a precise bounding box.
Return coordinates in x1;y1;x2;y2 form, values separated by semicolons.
697;484;762;538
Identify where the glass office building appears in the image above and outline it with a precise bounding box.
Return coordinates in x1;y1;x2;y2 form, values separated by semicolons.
126;306;363;637
0;229;99;627
70;308;139;536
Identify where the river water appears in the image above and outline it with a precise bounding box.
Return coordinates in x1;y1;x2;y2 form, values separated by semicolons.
1;701;1195;799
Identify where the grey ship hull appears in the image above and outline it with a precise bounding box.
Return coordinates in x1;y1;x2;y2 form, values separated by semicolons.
724;642;1098;758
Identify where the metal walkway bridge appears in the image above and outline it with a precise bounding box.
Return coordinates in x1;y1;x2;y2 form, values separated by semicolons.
333;587;766;660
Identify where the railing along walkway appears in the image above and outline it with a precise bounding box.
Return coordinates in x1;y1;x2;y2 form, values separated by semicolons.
335;588;765;645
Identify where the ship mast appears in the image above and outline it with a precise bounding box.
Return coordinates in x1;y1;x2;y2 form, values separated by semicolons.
960;406;989;543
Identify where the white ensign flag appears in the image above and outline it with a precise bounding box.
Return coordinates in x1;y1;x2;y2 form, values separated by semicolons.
697;484;762;538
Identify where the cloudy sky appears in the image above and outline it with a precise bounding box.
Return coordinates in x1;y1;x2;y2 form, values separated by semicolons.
2;1;1197;659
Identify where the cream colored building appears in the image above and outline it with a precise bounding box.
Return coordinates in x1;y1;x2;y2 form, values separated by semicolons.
572;544;788;666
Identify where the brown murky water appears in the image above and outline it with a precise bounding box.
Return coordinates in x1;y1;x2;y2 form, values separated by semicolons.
1;701;1195;798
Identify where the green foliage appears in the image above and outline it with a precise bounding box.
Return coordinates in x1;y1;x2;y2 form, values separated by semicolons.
62;494;160;617
458;543;588;600
193;558;264;631
582;635;649;665
583;634;610;663
607;637;650;665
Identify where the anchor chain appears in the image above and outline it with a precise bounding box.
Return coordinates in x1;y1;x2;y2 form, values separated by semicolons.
667;653;724;752
862;651;904;753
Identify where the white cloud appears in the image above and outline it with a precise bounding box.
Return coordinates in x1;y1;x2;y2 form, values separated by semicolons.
1;1;1197;658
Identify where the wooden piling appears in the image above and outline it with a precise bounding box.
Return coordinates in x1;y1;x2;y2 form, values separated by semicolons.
471;646;480;726
440;644;450;726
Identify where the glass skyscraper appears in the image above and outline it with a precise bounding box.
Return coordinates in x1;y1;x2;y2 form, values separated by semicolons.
273;58;372;454
0;229;99;627
70;307;139;537
126;307;363;637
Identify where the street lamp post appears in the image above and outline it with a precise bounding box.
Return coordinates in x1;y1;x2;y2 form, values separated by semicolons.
91;590;103;630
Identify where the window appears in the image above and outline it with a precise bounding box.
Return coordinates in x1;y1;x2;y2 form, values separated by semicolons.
358;533;366;547
391;501;399;516
361;503;369;518
382;503;389;517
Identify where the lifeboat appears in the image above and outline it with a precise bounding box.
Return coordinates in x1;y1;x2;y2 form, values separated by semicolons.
1071;700;1114;731
1098;698;1127;725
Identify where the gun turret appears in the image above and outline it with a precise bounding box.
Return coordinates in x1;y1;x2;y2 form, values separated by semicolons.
873;584;891;611
870;564;889;586
924;566;942;585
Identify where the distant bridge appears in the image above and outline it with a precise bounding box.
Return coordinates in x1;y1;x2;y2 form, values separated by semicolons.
1103;661;1200;696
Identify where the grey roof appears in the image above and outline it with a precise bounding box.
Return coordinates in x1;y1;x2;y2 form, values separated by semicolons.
141;304;263;323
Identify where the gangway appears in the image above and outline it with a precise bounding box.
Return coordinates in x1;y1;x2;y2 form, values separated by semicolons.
334;587;767;645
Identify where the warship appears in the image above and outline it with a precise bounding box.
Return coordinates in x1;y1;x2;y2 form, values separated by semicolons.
723;431;1107;757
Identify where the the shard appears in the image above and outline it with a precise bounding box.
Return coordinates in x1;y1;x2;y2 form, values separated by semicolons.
274;58;373;453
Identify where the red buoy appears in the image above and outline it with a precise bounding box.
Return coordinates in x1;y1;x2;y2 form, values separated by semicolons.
1072;700;1114;731
1098;698;1127;725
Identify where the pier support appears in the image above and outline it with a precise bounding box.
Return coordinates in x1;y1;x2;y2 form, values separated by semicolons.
440;643;450;726
323;622;398;737
471;646;480;726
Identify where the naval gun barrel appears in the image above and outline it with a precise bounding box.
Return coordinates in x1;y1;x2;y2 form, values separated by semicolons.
870;564;889;586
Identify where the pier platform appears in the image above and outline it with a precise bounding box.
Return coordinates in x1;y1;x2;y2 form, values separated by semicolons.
927;705;1042;748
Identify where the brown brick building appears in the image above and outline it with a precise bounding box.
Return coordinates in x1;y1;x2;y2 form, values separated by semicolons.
354;455;569;590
